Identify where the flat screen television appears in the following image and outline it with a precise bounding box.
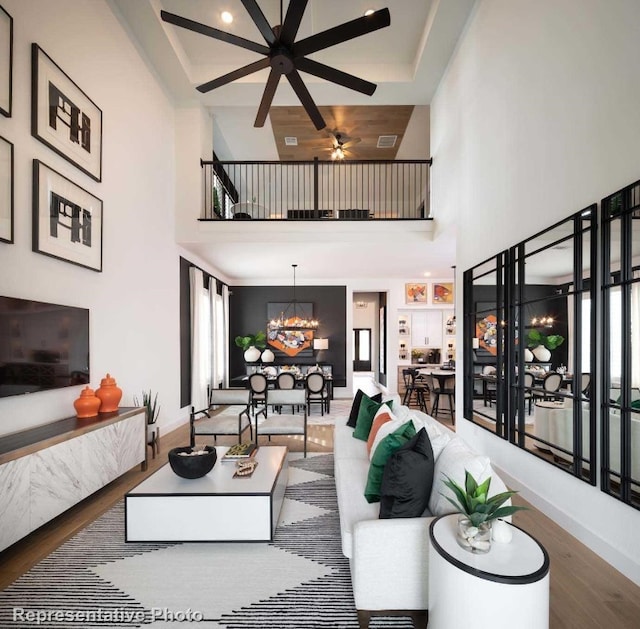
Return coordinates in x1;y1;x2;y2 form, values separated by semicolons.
0;296;90;398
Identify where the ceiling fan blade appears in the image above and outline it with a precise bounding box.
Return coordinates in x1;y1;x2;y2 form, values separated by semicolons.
196;58;270;93
240;0;277;46
296;57;377;96
293;8;390;57
279;0;308;46
161;11;270;55
254;69;281;127
285;70;326;130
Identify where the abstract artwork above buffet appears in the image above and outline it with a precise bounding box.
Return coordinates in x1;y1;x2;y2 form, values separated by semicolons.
31;44;102;181
0;5;12;117
32;160;103;272
266;302;314;357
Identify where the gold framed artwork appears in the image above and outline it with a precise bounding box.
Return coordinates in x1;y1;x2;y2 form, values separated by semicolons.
433;282;454;304
405;283;427;303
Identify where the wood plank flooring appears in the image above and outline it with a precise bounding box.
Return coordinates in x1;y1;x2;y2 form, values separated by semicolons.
1;420;639;628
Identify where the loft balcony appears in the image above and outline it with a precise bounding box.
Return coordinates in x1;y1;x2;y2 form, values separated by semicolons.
200;158;432;222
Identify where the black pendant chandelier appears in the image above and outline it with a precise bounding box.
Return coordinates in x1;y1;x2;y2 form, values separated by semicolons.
269;264;318;331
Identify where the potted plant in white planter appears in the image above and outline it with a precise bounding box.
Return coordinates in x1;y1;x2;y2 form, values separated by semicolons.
235;331;267;363
442;470;527;553
525;330;565;362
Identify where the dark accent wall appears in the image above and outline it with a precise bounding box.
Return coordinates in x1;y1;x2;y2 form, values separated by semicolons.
229;285;347;387
473;284;569;369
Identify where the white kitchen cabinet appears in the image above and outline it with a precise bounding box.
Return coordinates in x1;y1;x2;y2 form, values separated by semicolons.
411;311;443;348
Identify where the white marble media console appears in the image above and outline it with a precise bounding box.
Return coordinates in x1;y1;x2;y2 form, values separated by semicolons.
0;407;146;552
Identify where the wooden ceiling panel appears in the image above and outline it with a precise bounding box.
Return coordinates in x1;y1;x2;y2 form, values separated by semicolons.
269;105;415;161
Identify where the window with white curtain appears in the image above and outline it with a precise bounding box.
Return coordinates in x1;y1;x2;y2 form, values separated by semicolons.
211;291;225;389
190;267;211;410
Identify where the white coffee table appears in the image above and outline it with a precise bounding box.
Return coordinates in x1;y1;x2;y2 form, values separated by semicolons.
428;514;550;629
125;445;288;542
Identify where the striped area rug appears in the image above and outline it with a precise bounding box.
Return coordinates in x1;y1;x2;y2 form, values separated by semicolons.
0;454;414;628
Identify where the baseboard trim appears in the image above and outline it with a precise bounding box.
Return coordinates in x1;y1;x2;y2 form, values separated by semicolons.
494;463;640;587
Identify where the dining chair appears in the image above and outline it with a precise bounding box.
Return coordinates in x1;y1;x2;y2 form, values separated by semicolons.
523;372;535;415
305;372;330;415
481;365;497;407
533;372;563;403
248;373;268;419
276;371;297;413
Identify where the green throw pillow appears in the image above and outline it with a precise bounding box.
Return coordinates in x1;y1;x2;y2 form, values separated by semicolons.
364;421;416;503
353;395;394;441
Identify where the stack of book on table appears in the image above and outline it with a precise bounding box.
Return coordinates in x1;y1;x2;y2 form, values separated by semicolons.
222;443;258;461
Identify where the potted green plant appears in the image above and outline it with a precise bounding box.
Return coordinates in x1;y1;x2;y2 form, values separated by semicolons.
411;349;424;364
235;331;267;362
443;470;527;553
525;329;565;362
134;390;161;455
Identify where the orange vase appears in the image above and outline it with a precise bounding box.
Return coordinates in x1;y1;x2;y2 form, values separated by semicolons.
74;386;102;418
95;373;123;413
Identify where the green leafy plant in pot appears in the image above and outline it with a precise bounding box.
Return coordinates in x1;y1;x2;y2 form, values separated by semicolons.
525;329;565;362
235;331;267;363
133;390;160;425
443;470;527;553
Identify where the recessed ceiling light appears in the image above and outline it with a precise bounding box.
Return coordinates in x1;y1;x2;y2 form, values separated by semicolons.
221;11;233;24
364;9;375;16
423;272;432;277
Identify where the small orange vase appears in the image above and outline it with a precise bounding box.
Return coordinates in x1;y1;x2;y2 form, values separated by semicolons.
95;373;123;413
74;386;102;418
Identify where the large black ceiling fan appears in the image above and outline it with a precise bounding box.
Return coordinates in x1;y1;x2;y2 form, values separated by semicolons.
160;1;390;131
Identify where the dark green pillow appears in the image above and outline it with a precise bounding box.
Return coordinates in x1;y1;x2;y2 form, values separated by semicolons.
364;421;416;503
631;399;640;410
353;395;393;441
347;389;382;428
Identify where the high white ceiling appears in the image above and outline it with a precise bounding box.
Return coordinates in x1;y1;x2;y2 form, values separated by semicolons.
110;0;476;283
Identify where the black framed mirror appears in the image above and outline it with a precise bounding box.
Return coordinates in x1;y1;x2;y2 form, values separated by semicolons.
463;253;508;438
464;206;597;484
602;180;640;508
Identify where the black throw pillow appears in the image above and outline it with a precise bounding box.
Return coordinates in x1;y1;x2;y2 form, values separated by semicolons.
379;428;435;519
347;389;382;428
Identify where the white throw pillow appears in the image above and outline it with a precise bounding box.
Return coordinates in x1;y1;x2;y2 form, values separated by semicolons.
428;437;492;516
384;405;450;459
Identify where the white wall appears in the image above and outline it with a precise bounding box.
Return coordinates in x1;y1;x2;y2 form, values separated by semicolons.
0;0;217;436
431;0;640;583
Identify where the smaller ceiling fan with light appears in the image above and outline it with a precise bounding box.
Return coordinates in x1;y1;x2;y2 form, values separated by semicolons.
326;131;361;160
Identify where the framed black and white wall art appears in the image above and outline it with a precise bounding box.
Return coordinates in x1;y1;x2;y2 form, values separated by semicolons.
31;44;102;181
33;160;103;272
0;5;12;117
0;135;13;243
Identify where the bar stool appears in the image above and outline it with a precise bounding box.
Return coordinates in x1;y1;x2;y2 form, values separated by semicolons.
431;374;455;423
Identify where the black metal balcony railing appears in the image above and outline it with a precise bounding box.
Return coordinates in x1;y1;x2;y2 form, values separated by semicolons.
201;158;431;221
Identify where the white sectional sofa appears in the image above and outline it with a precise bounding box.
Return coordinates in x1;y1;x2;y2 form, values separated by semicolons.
334;395;510;628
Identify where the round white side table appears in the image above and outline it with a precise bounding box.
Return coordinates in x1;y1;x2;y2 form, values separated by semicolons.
428;514;550;629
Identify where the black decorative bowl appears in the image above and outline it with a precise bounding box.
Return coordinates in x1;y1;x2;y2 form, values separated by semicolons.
168;446;217;479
